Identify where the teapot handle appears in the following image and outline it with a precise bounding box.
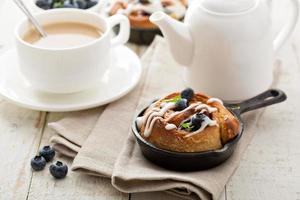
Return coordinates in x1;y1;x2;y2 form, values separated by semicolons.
273;0;299;52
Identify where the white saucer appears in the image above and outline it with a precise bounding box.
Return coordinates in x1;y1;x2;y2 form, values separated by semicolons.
0;45;142;112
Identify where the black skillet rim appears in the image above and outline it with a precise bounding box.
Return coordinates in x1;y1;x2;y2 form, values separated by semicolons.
131;102;244;157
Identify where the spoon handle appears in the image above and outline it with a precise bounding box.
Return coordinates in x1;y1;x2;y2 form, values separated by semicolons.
13;0;47;37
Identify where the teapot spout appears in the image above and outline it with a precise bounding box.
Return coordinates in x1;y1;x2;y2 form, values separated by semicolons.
150;11;194;66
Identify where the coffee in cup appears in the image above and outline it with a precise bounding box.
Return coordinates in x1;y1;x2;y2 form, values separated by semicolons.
23;22;103;49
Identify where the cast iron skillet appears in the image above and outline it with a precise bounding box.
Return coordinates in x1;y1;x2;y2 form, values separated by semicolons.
131;89;287;171
114;26;162;45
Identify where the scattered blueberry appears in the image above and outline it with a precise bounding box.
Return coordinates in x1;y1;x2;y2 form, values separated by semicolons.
49;161;68;179
62;2;74;8
36;0;97;10
191;113;206;131
75;0;87;9
31;156;46;171
63;0;79;8
35;0;52;9
39;146;55;162
181;88;194;101
85;0;98;9
139;0;150;4
174;98;188;111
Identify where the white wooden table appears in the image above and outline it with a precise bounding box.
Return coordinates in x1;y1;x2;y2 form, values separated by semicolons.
0;0;299;199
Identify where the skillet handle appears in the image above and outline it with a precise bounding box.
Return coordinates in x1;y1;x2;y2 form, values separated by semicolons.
226;89;287;115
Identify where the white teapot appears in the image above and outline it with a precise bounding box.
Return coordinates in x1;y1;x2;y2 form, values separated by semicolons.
150;0;299;101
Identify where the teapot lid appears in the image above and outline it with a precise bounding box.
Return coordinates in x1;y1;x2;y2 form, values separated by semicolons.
200;0;258;14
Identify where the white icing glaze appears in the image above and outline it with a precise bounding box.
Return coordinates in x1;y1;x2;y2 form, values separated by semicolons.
165;123;177;130
195;104;218;113
207;97;223;105
143;102;175;137
135;1;164;14
108;0;186;18
166;103;200;121
144;116;161;137
160;102;167;108
164;0;186;18
142;107;160;123
138;98;219;138
136;106;159;129
184;116;218;138
166;102;218;122
119;3;134;15
136;116;144;130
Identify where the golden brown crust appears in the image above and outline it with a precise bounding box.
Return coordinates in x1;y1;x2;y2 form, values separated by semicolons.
108;0;188;29
129;14;156;29
139;92;240;152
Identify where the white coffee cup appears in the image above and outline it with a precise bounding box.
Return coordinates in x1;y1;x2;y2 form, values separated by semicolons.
15;9;130;93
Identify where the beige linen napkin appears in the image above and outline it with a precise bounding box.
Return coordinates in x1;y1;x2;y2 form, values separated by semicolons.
49;36;283;200
49;107;103;158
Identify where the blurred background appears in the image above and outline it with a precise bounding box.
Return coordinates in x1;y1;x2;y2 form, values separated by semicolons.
0;0;298;53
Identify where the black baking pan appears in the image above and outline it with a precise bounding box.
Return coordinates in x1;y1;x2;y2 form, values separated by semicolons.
114;26;162;45
131;89;287;171
128;27;162;45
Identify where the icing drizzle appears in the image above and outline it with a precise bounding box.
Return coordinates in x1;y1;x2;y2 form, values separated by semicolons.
184;116;218;138
207;97;223;105
136;98;221;138
108;0;187;19
166;102;218;122
165;123;177;130
141;102;175;137
195;104;218;113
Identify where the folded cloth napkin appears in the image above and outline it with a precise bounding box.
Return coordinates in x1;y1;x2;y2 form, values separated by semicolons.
49;36;283;200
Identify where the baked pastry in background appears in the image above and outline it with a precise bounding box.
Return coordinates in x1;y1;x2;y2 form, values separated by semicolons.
107;0;188;29
35;0;99;10
136;88;240;153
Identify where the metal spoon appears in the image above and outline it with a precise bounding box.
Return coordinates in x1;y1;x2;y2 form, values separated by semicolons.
13;0;47;37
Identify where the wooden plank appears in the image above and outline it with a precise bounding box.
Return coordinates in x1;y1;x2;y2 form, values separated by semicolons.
126;43;140;54
0;98;46;200
136;45;148;57
226;44;300;200
27;112;128;200
226;2;300;199
131;192;187;200
0;1;48;200
131;189;226;200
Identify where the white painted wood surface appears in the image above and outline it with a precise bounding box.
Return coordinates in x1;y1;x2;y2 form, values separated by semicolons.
0;0;299;199
28;112;128;200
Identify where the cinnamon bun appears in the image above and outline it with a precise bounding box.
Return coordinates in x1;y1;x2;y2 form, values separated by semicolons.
136;88;240;152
